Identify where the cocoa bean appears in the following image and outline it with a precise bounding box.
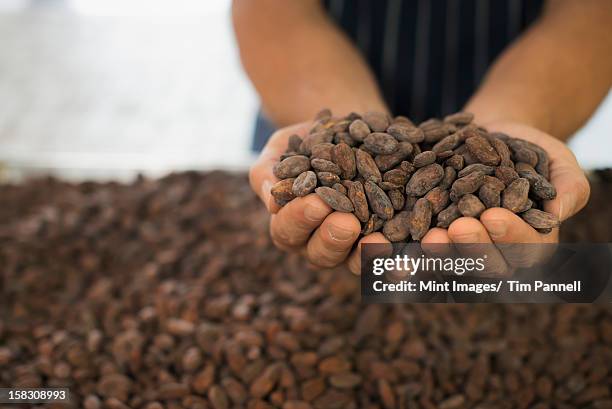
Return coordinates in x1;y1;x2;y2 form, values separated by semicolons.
405;164;444;196
355;149;382;183
348;119;371;142
465;136;501;166
387;123;424;143
274;156;311;179
315;187;354;212
272;179;296;204
437;203;462;228
502;178;531;213
432;133;460;153
444;111;474;126
388;189;406;211
425;187;450;215
458;194;486;218
317;172;341;187
364;181;395;220
413;151;437;168
332;143;357;180
362;111;389;132
479;184;501;209
310;143;334;161
383;169;409;186
410;198;432;240
374;142;414;171
346;181;370;223
445;154;465;171
363;132;399;154
382;211;412;242
450;171;486;199
293;171;317;197
311;158;341;175
521;209;560;230
495;166;519;186
458;163;495;178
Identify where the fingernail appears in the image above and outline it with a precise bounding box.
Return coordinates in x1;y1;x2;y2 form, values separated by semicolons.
261;180;273;210
329;225;356;242
304;203;329;222
485;220;507;239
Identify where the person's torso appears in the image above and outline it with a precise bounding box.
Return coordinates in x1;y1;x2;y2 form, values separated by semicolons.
323;0;545;122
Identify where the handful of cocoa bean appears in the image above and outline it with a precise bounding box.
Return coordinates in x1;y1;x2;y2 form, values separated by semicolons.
271;109;560;242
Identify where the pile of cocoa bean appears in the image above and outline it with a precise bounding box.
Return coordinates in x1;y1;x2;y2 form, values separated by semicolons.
1;172;611;409
272;110;560;242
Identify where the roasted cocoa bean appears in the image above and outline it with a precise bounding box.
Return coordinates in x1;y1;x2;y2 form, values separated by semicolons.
271;179;296;204
458;194;486;217
413;151;437;168
425;187;450;215
364;181;395;220
432;133;460;153
521;209;560;230
382;211;412;242
374;142;414;171
311;158;341;175
437;203;462;228
363;132;399;154
516;162;557;200
444;111;474;125
445;154;465;171
479;184;501;208
405;164;444;196
450;171;486;199
465;136;501;166
502;178;531;213
315;187;354;212
346;181;370;223
383;169;409;186
388;189;405;211
293;171;317;197
410;198;432;240
495;166;520;186
387;123;424;143
317;172;341;187
274;156;311;179
332;143;357;180
355;149;382;183
458;163;495;178
310;143;334;161
362;111;389;132
332;183;347;195
348;119;370;142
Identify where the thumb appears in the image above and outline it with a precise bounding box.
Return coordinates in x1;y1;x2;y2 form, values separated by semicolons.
546;160;590;222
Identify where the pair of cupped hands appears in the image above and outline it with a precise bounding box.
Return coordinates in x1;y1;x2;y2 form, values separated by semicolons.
249;118;590;276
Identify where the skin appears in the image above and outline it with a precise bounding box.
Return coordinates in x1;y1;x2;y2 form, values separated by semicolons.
237;0;611;274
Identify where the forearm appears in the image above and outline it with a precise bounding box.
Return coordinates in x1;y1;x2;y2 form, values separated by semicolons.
232;0;387;127
466;0;612;140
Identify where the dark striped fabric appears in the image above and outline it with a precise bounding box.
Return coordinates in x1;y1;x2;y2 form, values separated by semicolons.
252;0;545;151
323;0;545;122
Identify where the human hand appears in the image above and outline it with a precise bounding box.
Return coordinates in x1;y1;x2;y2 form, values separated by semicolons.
249;122;389;271
421;121;590;276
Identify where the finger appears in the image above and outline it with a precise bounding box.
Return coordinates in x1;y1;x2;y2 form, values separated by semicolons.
269;194;332;251
306;212;362;268
421;227;456;260
347;233;390;275
545;156;590;222
447;217;510;277
479;208;558;268
249;123;310;213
